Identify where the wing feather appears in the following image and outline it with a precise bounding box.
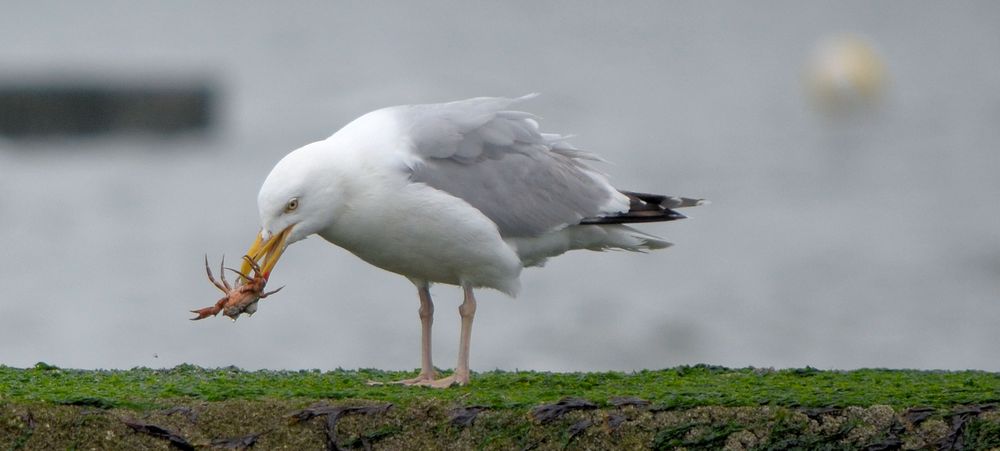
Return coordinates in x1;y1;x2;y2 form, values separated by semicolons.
396;95;628;237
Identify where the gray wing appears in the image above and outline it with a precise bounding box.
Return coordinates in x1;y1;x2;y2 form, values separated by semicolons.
397;95;627;237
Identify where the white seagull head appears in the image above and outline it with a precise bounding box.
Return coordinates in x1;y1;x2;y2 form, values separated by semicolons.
239;140;344;280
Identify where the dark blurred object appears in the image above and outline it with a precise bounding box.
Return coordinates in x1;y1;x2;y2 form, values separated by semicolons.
0;82;215;138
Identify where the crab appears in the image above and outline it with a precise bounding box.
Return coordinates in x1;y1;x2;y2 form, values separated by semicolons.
190;255;283;321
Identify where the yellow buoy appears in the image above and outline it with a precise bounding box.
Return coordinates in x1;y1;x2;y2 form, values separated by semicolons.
805;33;888;116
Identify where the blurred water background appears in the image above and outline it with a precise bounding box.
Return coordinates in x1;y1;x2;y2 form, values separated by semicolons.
1;1;999;372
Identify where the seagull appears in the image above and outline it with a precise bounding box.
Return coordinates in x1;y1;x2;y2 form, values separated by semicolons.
237;95;704;387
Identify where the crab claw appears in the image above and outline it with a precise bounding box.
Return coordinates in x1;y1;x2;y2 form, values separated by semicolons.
190;301;224;320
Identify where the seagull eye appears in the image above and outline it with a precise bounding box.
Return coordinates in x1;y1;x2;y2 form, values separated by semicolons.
285;198;299;212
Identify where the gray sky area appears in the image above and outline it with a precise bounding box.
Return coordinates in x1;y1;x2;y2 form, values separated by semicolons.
1;1;998;372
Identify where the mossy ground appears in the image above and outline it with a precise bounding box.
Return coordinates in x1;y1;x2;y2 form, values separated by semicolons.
2;364;999;449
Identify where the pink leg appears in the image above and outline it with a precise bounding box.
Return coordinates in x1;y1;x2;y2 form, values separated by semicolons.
423;286;476;388
380;284;438;385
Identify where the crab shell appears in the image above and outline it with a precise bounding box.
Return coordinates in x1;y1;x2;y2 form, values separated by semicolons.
222;295;261;319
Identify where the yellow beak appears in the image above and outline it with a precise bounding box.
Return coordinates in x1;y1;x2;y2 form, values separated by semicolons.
240;226;292;281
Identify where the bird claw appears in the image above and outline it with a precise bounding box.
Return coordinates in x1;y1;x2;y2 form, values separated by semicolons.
368;371;465;388
368;371;440;387
412;374;466;389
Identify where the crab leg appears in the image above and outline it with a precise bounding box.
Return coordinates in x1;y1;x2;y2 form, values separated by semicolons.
242;255;263;276
260;286;284;298
224;269;255;285
219;256;232;291
204;255;229;294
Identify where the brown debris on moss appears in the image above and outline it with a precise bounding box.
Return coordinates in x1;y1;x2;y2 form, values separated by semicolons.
4;400;1000;450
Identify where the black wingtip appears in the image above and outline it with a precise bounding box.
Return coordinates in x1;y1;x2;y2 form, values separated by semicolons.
578;192;697;225
666;209;687;220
